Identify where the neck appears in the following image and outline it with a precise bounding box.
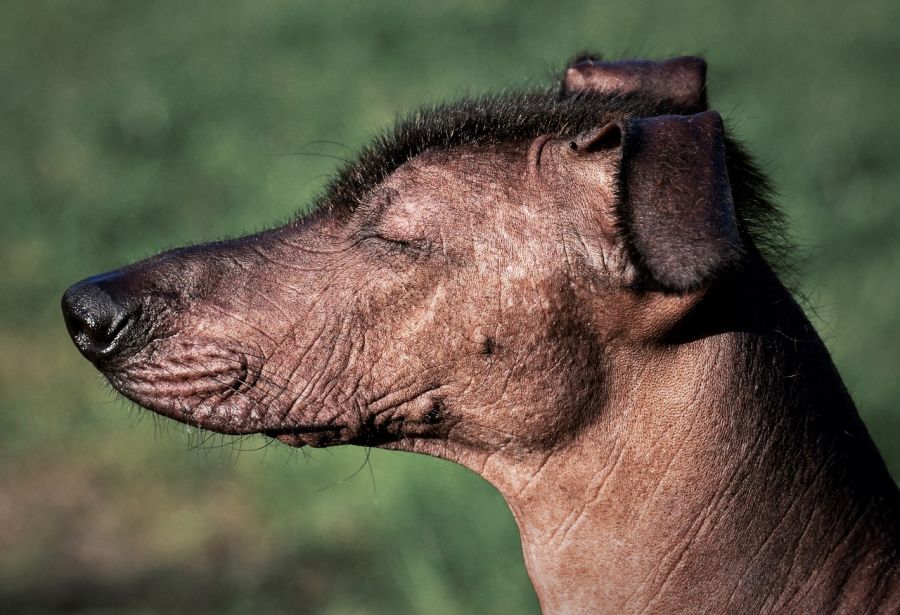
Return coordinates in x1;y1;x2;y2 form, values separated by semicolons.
481;265;900;614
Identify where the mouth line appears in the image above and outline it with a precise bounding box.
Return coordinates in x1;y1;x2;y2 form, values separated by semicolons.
261;423;351;449
106;382;344;440
104;363;352;442
260;424;345;437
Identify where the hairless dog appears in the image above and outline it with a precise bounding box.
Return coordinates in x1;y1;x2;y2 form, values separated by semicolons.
62;55;899;613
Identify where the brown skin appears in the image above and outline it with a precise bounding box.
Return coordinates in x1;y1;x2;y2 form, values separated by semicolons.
62;57;899;613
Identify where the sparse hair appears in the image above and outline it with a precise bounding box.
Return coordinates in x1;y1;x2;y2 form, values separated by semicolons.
317;88;792;274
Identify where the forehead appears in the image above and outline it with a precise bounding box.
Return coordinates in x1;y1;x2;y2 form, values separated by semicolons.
317;89;687;216
384;144;528;197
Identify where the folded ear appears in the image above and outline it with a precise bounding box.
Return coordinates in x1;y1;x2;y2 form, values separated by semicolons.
563;55;708;111
572;110;741;292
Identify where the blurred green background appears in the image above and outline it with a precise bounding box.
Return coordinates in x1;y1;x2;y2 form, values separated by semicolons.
2;1;898;613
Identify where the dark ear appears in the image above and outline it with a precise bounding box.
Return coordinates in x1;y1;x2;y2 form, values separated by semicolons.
575;110;741;292
563;55;708;111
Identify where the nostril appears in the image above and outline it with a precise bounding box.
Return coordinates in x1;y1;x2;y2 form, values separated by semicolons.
61;280;133;363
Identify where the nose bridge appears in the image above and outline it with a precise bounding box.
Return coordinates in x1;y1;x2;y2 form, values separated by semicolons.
61;217;324;366
109;239;246;308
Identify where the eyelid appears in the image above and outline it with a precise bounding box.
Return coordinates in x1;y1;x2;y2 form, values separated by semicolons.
359;187;398;224
355;189;431;257
359;230;430;259
357;221;416;246
365;231;421;249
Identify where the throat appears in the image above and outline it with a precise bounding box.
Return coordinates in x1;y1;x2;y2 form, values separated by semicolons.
480;273;900;614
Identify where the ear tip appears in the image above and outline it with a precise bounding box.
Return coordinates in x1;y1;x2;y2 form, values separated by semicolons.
562;54;709;111
563;66;589;90
690;111;726;139
567;51;603;68
665;55;707;72
695;109;723;123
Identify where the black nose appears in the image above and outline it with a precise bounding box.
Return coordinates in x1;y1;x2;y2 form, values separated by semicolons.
62;274;134;364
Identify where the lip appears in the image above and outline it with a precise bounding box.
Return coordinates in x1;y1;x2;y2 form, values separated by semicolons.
262;424;347;448
261;423;344;437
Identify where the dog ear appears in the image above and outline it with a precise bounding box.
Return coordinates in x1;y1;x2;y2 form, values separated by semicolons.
571;110;741;292
563;55;708;111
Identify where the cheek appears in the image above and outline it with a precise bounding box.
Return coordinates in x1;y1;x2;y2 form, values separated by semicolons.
449;298;608;451
355;279;495;390
519;329;607;437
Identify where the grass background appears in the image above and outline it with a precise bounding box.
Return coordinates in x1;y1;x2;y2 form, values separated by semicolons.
2;1;898;613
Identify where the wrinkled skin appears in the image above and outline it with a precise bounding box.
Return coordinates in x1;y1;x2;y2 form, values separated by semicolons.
63;56;900;614
103;138;664;467
109;145;609;455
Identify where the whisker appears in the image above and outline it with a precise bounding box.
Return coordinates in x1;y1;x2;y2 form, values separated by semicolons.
315;445;374;493
235;435;279;453
185;428;221;452
299;139;351;150
200;433;254;451
279;151;348;163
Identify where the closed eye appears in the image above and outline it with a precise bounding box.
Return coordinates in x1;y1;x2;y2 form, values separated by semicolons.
358;230;430;258
354;189;431;258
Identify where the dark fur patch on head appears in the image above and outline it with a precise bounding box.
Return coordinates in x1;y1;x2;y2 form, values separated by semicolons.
315;88;791;274
317;89;691;214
